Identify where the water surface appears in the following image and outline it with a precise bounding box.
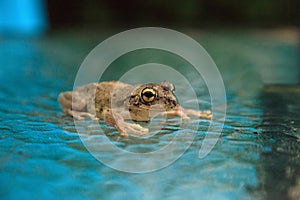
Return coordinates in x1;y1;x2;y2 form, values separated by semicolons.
0;30;299;200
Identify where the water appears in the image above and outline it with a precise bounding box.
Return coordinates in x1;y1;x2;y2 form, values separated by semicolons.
0;30;299;200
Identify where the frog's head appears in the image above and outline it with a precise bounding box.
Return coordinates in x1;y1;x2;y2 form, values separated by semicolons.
128;81;178;121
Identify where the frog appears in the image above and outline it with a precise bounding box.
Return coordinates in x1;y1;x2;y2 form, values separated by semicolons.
58;81;212;137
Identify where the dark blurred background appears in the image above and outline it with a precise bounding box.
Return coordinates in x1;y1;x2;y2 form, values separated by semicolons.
47;0;300;29
0;0;299;36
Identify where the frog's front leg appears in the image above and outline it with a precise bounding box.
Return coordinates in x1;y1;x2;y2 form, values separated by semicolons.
164;106;212;120
103;109;148;137
58;91;98;120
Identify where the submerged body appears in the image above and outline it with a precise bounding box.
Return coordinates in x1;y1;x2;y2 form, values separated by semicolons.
58;81;211;136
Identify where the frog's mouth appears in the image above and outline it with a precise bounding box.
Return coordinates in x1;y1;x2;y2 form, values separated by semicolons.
128;104;167;122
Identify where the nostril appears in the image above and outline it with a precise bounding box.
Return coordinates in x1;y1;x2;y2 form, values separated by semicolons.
172;100;177;106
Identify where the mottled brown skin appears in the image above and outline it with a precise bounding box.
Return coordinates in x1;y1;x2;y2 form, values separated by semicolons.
58;81;211;137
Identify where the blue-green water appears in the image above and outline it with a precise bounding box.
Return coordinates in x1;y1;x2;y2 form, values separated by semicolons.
0;30;299;200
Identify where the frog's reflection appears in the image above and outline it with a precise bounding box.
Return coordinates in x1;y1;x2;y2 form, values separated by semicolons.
255;85;300;199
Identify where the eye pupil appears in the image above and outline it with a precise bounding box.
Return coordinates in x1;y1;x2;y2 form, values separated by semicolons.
144;91;154;97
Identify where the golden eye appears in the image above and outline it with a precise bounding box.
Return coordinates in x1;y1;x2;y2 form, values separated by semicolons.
141;88;157;103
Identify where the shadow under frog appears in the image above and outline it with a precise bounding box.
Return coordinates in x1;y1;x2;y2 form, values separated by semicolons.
58;81;211;137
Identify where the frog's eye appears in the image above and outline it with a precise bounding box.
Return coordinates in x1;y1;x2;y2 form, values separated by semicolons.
141;88;157;103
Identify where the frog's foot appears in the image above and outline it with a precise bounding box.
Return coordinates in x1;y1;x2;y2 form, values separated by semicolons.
182;108;212;119
163;108;190;120
103;109;148;137
116;121;149;137
66;109;99;120
165;106;212;120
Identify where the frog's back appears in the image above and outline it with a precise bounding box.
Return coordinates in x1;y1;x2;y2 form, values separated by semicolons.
93;81;134;118
95;81;133;99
